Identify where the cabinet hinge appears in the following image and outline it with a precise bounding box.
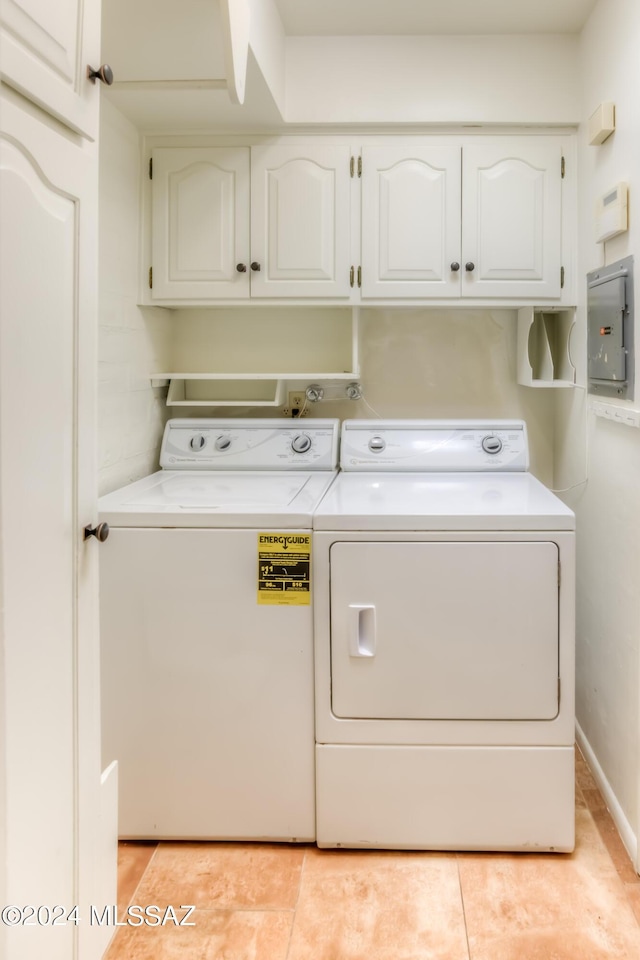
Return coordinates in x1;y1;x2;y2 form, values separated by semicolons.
149;267;153;289
149;157;153;180
357;265;362;287
350;265;355;287
560;266;565;289
350;156;355;178
357;156;362;178
561;156;565;179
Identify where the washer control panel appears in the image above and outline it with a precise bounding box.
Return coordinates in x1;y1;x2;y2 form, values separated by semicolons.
340;420;529;471
160;419;339;470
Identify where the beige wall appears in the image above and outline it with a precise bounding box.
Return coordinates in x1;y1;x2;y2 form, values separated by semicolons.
98;99;172;495
168;307;555;483
285;35;581;126
555;0;640;865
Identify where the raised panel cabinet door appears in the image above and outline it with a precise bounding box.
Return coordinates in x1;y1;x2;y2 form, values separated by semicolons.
151;147;250;301
0;0;101;139
250;144;352;298
361;144;462;298
462;139;562;299
0;93;109;960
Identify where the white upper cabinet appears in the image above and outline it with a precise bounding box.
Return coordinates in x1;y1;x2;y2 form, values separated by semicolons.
151;147;250;300
250;144;352;298
149;143;352;301
462;139;563;299
361;137;564;300
145;136;570;305
361;144;461;299
0;0;101;139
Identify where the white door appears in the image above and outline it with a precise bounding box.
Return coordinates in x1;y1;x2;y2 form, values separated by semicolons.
462;138;563;298
330;540;559;720
150;146;251;301
0;89;109;960
361;144;461;298
250;144;352;298
0;0;101;139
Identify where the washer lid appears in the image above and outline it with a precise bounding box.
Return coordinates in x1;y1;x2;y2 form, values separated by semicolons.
99;470;337;528
312;472;575;531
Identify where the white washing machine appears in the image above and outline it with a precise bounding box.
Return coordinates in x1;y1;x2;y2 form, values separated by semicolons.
313;419;575;852
99;418;339;841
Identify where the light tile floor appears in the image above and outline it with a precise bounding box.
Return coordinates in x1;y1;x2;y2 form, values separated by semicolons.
105;751;640;960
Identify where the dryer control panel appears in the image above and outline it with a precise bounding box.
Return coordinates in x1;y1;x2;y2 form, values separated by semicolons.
340;420;529;471
160;418;340;470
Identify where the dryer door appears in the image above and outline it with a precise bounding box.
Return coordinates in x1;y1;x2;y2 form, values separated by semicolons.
330;540;559;720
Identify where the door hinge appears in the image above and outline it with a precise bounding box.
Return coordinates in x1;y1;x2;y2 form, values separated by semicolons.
357;156;362;178
149;157;153;180
148;267;153;289
560;266;565;289
350;156;355;178
561;156;565;179
350;265;355;287
357;265;362;287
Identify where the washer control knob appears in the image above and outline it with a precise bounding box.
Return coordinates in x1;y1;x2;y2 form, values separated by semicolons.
291;434;312;454
368;436;386;452
215;435;232;451
190;434;206;451
482;435;503;455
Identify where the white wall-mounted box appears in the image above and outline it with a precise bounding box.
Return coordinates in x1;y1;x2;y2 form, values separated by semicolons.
588;102;615;145
595;182;628;243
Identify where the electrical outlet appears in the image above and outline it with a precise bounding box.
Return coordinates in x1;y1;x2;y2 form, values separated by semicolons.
283;391;307;418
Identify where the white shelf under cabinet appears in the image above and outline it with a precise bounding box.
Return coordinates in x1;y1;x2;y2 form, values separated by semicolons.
166;378;285;407
152;306;360;407
517;307;576;388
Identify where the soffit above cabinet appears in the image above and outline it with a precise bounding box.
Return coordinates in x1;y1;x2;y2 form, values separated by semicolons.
274;0;597;36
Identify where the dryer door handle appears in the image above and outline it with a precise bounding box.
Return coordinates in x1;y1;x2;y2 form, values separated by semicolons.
348;605;376;658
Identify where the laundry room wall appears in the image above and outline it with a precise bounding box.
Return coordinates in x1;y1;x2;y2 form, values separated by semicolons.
98;99;172;495
555;0;640;867
169;307;556;485
284;35;581;125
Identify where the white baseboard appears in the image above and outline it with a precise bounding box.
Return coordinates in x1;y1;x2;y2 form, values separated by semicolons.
575;721;638;874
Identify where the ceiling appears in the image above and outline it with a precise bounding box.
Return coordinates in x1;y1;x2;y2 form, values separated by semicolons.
273;0;598;36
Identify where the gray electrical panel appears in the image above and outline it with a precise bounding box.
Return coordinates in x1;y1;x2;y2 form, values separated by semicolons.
587;256;634;399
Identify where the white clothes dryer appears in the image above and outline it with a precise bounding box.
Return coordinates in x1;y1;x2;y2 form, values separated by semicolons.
313;420;575;852
99;418;339;841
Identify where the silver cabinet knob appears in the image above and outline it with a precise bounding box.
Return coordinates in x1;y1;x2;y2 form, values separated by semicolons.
250;261;261;272
450;262;460;272
236;263;247;273
87;64;113;85
190;434;206;450
465;262;475;272
84;522;109;542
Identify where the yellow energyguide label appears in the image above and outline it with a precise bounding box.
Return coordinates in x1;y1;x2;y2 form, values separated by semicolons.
258;532;311;605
